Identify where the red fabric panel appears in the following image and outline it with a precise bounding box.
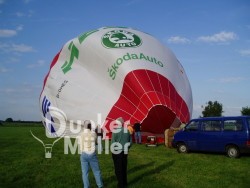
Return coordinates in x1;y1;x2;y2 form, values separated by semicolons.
105;69;191;138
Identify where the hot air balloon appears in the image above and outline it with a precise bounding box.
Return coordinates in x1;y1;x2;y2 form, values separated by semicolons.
40;27;192;142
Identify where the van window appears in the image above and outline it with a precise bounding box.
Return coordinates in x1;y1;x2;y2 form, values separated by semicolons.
224;119;243;131
185;121;199;131
201;120;221;131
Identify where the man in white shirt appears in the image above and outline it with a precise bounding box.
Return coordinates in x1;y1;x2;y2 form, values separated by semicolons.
79;120;103;188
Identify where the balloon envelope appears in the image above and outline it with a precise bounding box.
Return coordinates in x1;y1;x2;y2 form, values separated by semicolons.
40;27;193;139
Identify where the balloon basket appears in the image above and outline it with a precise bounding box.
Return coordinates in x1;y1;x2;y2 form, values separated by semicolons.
145;136;158;147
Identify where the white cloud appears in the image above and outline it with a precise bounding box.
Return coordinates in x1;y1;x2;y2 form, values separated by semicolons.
5;57;20;64
223;106;241;116
219;77;245;83
0;88;17;93
16;12;25;17
0;67;10;73
0;25;23;37
0;42;35;53
15;10;33;18
0;83;39;96
12;43;34;52
0;42;9;50
16;25;23;31
0;29;17;37
192;104;203;118
213;89;225;94
239;49;250;57
197;31;237;43
167;36;191;44
24;0;32;3
126;0;143;6
27;60;45;68
27;10;34;17
209;77;246;83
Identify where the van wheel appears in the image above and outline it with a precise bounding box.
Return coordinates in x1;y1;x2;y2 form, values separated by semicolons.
226;145;240;158
177;143;188;153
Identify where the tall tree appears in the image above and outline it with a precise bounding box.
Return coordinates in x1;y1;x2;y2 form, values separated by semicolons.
202;101;223;117
5;118;13;122
241;106;250;115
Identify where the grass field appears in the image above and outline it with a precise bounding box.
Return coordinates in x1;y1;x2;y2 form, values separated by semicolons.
1;123;250;188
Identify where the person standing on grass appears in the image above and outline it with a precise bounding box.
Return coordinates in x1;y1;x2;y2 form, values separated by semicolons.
95;124;103;153
111;117;132;188
134;121;142;144
127;123;134;143
79;120;103;188
127;123;134;135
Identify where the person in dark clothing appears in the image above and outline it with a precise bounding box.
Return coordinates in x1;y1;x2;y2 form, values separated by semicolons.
134;122;142;144
95;124;103;153
111;117;132;188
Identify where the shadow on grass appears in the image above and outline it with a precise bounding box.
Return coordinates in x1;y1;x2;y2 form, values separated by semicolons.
102;174;116;187
128;161;155;173
103;162;155;187
128;160;175;186
185;150;250;158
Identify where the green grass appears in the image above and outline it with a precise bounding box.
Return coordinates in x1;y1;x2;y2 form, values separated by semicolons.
1;124;250;188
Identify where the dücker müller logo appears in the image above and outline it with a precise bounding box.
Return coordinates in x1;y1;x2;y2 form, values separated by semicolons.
30;130;63;158
102;29;142;48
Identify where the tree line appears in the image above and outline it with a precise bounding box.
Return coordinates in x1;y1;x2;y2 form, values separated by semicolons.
2;102;250;123
201;101;250;117
2;118;42;123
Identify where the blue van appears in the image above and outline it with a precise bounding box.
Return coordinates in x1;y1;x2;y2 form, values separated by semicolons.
172;116;250;158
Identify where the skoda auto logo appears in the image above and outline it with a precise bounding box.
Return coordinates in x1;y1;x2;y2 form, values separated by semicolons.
102;30;142;48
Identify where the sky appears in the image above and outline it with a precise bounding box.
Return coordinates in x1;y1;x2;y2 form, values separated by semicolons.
0;0;250;121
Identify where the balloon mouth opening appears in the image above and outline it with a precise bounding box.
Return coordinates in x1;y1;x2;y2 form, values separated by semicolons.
141;105;180;134
105;69;190;134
